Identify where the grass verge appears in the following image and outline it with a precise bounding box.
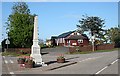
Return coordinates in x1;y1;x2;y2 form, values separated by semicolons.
2;52;20;56
2;51;30;57
95;48;119;52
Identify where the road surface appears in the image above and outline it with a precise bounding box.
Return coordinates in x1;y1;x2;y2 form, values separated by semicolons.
2;50;119;75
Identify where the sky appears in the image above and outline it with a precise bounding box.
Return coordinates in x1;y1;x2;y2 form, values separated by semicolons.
1;1;118;43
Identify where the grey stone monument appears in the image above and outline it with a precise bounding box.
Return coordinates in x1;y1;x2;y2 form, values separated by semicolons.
31;16;47;66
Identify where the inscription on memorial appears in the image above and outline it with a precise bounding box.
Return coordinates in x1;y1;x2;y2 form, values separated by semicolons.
33;47;40;54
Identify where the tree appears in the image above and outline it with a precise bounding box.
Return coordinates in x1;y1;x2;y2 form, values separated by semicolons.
106;27;120;43
12;2;30;14
76;26;84;34
97;30;109;43
114;35;120;48
38;39;44;45
77;15;105;37
6;2;34;47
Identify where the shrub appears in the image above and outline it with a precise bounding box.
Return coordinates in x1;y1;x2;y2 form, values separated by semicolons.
114;36;120;48
57;54;65;59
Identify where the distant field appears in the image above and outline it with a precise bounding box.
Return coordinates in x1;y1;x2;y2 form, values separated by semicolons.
0;45;1;48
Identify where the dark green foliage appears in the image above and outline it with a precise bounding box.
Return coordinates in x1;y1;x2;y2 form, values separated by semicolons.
12;2;30;14
106;27;120;43
114;35;120;48
7;14;34;47
111;27;120;48
77;15;105;36
102;27;120;45
6;2;35;47
1;38;16;52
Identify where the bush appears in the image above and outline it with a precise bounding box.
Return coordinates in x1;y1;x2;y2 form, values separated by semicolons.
114;36;120;48
40;44;48;49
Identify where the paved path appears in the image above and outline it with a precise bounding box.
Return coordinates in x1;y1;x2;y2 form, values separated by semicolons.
2;50;118;74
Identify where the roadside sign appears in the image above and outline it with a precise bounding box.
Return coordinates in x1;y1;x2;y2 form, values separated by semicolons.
5;39;10;44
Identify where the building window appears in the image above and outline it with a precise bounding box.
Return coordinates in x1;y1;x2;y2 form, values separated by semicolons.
71;33;74;35
74;32;77;35
72;43;77;45
78;39;83;43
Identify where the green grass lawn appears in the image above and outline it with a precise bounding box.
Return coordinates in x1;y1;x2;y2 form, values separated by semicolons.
2;52;20;56
2;51;30;57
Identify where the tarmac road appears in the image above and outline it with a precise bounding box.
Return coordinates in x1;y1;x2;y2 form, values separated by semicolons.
1;48;119;75
40;51;118;74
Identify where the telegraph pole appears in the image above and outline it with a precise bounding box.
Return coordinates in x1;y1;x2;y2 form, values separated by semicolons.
91;35;95;52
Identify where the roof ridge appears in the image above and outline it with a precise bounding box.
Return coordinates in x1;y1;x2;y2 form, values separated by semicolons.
58;31;75;38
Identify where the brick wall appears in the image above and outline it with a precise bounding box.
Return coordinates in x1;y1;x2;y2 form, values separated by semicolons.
58;43;64;46
5;48;31;54
69;45;92;53
80;45;93;51
83;39;89;45
96;44;114;50
69;44;115;53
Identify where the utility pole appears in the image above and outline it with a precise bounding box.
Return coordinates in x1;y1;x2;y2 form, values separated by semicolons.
91;35;95;52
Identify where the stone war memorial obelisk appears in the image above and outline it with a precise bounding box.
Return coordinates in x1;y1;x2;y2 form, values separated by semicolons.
31;16;47;66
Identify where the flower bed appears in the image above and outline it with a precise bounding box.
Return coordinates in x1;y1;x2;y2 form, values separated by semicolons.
17;56;35;68
17;57;25;64
57;54;65;63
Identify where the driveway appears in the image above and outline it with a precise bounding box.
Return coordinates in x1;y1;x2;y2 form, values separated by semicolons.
41;46;69;55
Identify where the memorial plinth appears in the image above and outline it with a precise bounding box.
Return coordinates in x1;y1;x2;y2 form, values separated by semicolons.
31;16;47;66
